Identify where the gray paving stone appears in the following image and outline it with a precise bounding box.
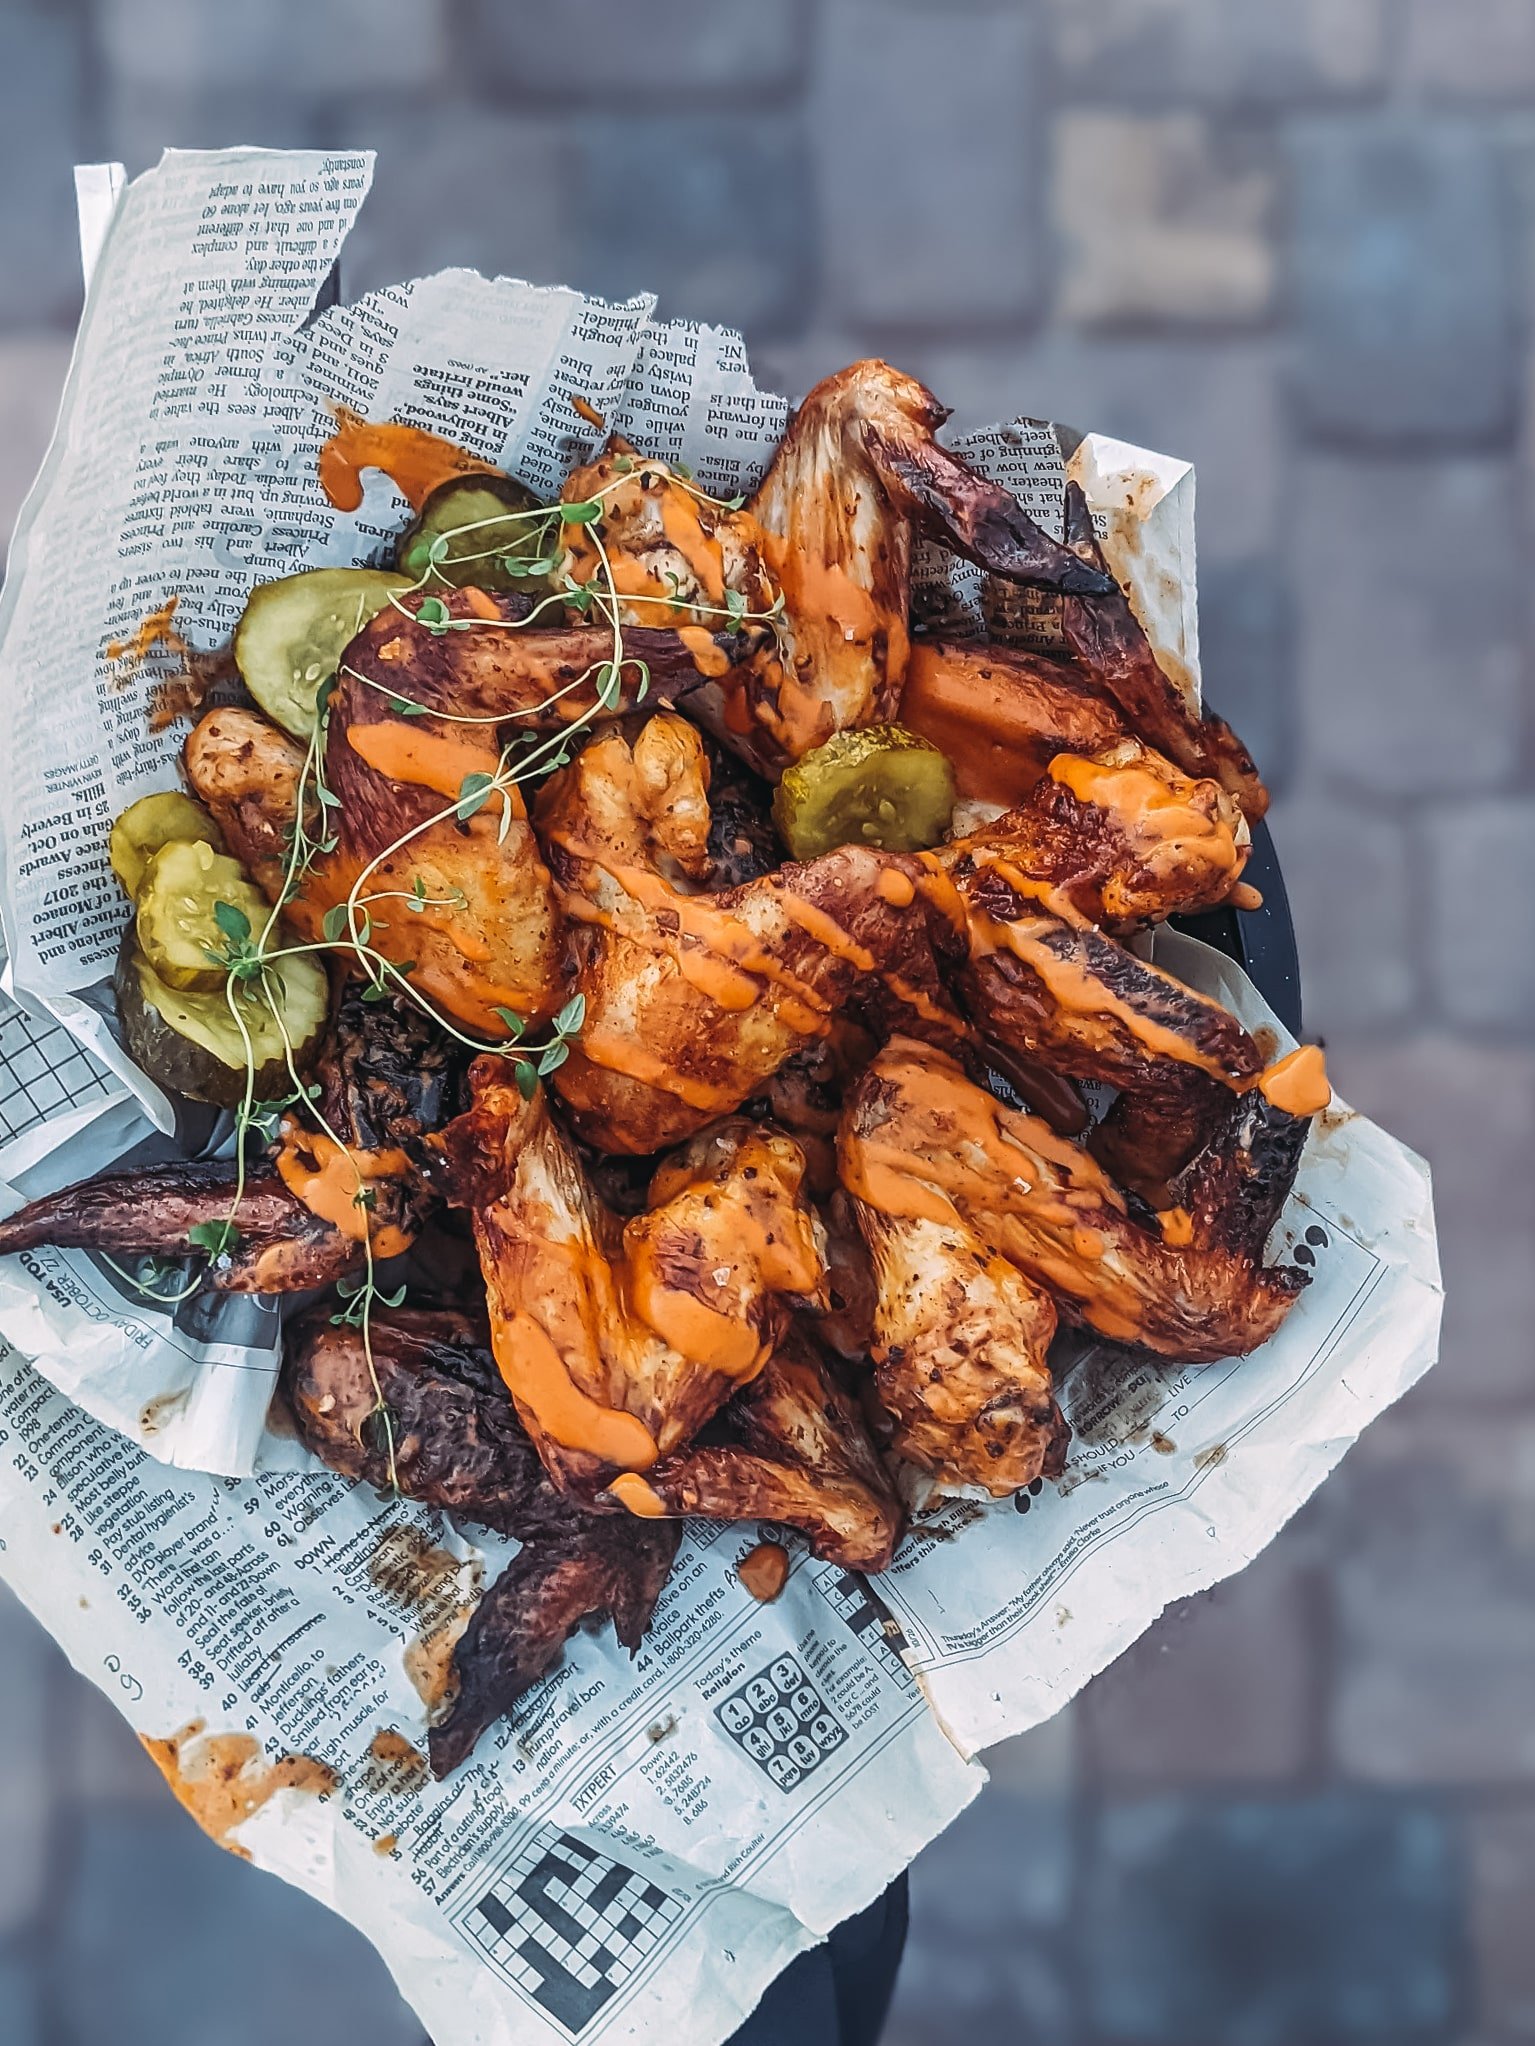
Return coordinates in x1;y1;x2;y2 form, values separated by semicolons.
571;112;813;338
1292;458;1524;798
0;1588;61;1937
99;84;325;182
814;0;1042;329
888;1792;1076;2045
329;108;582;303
1331;1406;1535;1784
0;1953;42;2046
1264;794;1417;1034
1326;1037;1535;1405
982;1701;1078;1795
99;0;447;94
1288;119;1518;446
60;1655;169;1806
1081;1794;1465;2043
1054;113;1276;326
0;337;70;565
1199;559;1295;795
904;336;1284;565
0;2;88;331
1079;1528;1320;1788
1423;800;1535;1033
53;1809;426;2046
1404;0;1535;100
1470;1802;1535;2039
460;0;806;98
1042;0;1387;105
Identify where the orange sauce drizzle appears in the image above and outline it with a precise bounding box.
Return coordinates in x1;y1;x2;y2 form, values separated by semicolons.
677;625;732;677
274;1127;412;1253
106;597;190;677
626;1266;765;1378
738;1541;790;1601
497;1311;658;1469
317;405;502;513
610;1473;669;1517
968;912;1241;1080
1157;1207;1195;1248
346;719;514;809
575;1030;745;1111
876;868;916;908
1258;1043;1330;1117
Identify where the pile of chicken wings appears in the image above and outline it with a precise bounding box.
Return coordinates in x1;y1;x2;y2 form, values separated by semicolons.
0;363;1327;1772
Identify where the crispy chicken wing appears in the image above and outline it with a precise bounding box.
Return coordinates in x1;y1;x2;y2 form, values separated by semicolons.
436;1062;827;1491
840;1039;1312;1365
620;1328;904;1571
0;984;462;1291
537;714;968;1153
899;639;1129;811
430;1514;678;1778
852;1195;1067;1497
940;740;1251;932
187;586;724;1039
1060;482;1268;822
282;1307;678;1778
680;361;1113;773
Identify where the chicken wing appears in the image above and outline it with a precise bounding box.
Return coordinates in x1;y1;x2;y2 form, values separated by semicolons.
1059;482;1268;821
940;739;1251;933
840;1039;1313;1365
619;1328;904;1571
899;639;1129;811
678;361;1112;774
435;1062;826;1491
0;983;461;1291
537;713;968;1153
429;1514;678;1778
282;1307;679;1778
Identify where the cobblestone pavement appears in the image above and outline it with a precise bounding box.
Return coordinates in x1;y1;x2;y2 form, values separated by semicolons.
0;2;1530;2041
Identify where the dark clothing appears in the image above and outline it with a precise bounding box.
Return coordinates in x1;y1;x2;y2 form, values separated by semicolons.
727;1878;909;2046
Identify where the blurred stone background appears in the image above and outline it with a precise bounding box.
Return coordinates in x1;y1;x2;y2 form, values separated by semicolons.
0;0;1529;2041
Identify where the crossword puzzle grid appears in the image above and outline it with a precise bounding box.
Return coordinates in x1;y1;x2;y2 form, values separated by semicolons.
819;1568;912;1685
457;1828;682;2036
0;995;114;1146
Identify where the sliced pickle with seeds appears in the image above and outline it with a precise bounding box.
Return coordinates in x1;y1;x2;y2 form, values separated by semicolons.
107;790;224;900
136;840;272;994
772;724;957;863
395;474;552;594
234;566;412;739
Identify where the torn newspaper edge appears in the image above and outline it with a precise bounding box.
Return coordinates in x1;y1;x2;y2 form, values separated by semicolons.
0;149;1440;2046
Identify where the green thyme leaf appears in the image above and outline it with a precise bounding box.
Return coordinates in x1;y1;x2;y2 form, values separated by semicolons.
559;500;603;526
213;900;251;945
188;1219;240;1257
493;1005;527;1040
455;771;495;821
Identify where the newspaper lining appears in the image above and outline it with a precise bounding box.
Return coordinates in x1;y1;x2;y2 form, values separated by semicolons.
0;150;1441;2046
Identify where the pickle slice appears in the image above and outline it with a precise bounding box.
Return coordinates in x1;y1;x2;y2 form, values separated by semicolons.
395;474;552;593
234;566;411;739
772;725;958;862
136;840;273;994
107;790;224;900
115;928;328;1108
